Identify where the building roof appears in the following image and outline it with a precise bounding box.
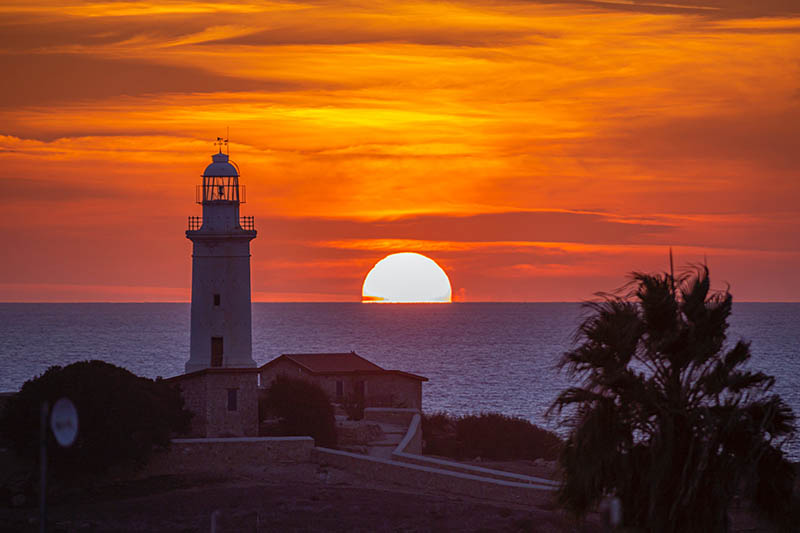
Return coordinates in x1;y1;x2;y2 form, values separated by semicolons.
260;351;427;381
281;352;384;373
203;152;239;177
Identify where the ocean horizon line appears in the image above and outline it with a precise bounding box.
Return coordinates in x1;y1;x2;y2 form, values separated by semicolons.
1;300;798;305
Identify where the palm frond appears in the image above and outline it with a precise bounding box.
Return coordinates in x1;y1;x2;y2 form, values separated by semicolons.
549;265;796;532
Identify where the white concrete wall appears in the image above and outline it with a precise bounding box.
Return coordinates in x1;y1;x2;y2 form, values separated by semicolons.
392;412;423;455
201;201;240;232
312;447;557;506
186;233;256;372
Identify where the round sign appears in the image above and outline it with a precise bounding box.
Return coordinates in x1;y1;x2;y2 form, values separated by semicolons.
50;397;79;447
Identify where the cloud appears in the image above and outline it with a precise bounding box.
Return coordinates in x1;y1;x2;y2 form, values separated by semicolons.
0;283;189;302
254;210;674;246
632;1;800;18
0;14;213;52
471;1;800;18
2;178;118;201
603;108;800;172
0;53;291;108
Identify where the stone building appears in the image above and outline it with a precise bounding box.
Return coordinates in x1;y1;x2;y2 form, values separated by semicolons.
259;352;427;410
165;368;260;438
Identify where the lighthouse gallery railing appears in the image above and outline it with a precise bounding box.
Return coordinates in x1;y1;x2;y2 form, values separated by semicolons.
187;216;255;231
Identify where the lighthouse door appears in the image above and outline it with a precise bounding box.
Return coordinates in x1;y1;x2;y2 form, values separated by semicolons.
211;337;224;367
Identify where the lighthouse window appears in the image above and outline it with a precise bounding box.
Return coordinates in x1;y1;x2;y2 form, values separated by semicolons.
211;337;223;367
227;389;238;411
213;294;220;306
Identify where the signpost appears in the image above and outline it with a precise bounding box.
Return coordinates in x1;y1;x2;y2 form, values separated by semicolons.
50;398;79;447
40;398;78;533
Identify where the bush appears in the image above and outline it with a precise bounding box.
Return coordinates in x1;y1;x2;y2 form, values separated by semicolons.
342;392;365;421
422;411;562;461
0;360;191;477
259;376;337;448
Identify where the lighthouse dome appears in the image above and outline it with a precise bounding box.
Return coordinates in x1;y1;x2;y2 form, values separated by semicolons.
203;152;239;177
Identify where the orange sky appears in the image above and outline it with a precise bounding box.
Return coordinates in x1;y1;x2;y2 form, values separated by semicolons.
1;0;798;302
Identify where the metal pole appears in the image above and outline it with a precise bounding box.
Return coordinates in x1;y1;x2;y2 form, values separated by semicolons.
211;509;220;533
39;401;49;533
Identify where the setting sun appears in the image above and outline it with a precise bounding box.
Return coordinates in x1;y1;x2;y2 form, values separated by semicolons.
362;253;452;303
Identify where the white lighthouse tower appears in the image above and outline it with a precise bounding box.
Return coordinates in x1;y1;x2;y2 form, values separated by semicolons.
185;140;257;372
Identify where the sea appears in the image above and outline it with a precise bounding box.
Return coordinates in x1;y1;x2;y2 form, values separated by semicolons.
1;303;798;459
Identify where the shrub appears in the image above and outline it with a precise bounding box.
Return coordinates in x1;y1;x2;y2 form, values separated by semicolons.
422;411;562;461
260;376;337;448
422;412;462;458
342;392;365;421
0;360;191;477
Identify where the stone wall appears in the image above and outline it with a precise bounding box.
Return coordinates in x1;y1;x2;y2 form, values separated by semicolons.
147;437;314;475
204;372;259;437
169;370;259;438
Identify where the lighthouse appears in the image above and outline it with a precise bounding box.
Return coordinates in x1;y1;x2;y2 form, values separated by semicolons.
185;141;257;373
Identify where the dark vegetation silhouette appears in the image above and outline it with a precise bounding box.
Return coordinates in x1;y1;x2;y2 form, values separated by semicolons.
423;412;562;461
550;266;797;532
341;392;365;421
259;375;337;448
0;360;191;477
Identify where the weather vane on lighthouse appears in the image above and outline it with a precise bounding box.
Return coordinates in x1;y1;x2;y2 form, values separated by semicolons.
214;134;228;154
184;139;257;373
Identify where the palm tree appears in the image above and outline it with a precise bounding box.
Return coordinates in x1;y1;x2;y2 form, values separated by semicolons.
550;266;796;532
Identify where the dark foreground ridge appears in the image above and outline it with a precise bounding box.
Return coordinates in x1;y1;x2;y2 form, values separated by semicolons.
0;462;596;532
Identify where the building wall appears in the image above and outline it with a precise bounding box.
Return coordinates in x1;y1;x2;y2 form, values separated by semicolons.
360;374;422;410
186;234;256;373
259;362;423;410
259;360;341;404
171;371;259;438
259;359;310;387
204;372;259;437
311;374;357;403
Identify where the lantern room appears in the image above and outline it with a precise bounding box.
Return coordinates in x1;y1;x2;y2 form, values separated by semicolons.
196;152;246;204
